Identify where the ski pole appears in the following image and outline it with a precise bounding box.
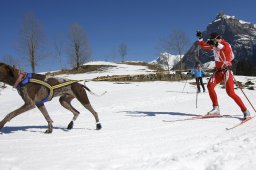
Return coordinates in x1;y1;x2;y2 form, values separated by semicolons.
195;45;200;109
182;78;188;93
196;90;198;108
233;76;256;113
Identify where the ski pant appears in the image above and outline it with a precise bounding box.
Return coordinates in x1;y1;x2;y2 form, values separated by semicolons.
207;70;247;112
195;77;205;92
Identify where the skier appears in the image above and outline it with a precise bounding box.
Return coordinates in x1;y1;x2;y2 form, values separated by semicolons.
196;31;251;119
192;63;205;93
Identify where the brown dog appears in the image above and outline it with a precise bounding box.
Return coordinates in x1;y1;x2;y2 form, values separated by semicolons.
0;63;102;133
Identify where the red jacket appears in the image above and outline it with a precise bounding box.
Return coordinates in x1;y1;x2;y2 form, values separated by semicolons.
198;38;234;69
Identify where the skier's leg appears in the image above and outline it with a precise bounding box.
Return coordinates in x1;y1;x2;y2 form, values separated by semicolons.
206;72;224;115
199;77;205;92
225;70;247;112
196;78;200;92
207;72;223;107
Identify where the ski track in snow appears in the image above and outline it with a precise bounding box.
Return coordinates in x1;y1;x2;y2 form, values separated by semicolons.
0;62;256;170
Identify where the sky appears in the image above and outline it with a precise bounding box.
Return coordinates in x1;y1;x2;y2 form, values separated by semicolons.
0;0;256;72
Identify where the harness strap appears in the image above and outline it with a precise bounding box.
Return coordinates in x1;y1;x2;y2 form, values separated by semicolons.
29;79;54;103
29;79;82;106
214;66;232;72
210;66;232;84
52;80;81;89
16;73;82;106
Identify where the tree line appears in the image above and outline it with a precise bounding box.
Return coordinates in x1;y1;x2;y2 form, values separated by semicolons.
235;58;256;76
1;13;128;73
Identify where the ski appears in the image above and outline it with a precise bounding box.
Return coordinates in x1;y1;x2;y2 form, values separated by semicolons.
163;114;238;122
192;114;224;119
226;115;256;130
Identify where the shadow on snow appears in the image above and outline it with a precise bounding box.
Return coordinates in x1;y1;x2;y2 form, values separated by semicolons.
0;125;72;134
124;111;200;117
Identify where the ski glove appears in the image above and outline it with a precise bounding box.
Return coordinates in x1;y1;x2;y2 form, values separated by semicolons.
207;39;218;47
196;31;202;38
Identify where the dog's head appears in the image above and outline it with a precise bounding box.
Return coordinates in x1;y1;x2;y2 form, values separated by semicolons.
0;63;17;85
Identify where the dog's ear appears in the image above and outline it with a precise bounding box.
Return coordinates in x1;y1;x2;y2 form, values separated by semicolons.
7;65;16;78
0;64;11;80
3;64;16;78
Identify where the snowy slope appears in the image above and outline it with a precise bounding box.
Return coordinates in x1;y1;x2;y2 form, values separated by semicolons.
58;61;156;80
1;63;256;170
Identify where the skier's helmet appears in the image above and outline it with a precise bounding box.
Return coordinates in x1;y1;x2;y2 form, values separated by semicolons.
210;32;221;40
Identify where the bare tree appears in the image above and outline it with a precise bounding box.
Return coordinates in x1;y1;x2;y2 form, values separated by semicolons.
19;13;46;73
69;24;91;68
111;47;117;62
119;43;127;62
161;30;190;70
54;35;65;69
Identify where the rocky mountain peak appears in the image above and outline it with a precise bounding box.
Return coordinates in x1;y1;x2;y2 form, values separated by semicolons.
179;12;256;75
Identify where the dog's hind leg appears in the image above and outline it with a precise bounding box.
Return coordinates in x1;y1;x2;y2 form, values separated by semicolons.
0;103;35;130
37;105;53;133
59;94;80;130
71;83;102;130
83;103;102;130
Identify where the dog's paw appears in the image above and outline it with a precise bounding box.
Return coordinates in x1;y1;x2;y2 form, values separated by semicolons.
45;129;52;134
67;121;74;130
96;123;102;130
45;124;53;134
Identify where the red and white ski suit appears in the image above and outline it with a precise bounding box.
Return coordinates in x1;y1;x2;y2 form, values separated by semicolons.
198;38;247;112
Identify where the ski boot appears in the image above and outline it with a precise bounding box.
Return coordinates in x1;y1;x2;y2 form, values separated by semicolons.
207;106;220;115
243;110;251;120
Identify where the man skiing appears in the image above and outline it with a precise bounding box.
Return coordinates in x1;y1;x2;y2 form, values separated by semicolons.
196;31;251;119
192;63;205;93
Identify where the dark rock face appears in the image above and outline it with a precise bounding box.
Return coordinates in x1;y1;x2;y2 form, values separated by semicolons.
180;12;256;71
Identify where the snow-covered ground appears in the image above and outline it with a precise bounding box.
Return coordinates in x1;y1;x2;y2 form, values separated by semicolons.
59;61;156;80
1;62;256;170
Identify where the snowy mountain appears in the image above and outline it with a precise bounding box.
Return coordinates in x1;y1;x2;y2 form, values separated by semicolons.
151;52;183;70
202;61;215;69
181;12;256;73
1;62;256;170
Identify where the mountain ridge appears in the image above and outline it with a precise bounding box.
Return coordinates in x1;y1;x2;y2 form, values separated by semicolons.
179;12;256;74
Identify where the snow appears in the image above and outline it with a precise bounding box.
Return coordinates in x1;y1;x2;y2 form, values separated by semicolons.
223;15;235;20
58;61;156;80
1;62;256;170
213;18;221;23
239;20;251;25
214;14;253;26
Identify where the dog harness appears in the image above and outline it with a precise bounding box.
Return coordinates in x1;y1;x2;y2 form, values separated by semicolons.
16;73;82;106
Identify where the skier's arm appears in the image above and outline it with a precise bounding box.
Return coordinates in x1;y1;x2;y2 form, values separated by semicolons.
198;39;213;51
201;70;205;77
196;31;213;51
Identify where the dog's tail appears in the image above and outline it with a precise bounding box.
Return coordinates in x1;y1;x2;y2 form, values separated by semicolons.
82;83;107;96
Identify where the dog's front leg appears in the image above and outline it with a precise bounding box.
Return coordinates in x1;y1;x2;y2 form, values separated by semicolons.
0;104;35;129
37;105;53;133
